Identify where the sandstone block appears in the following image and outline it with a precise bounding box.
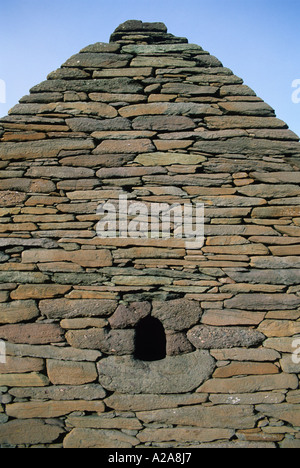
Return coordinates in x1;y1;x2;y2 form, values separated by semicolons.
138;427;234;444
109;302;151;328
132;115;196;131
152;299;202;331
93;138;155;154
11;284;71;300
104;393;208;412
201;309;265;326
39;299;117;319
0;300;39;324
136;405;258;429
63;428;139;448
258;320;300;337
6;400;105;419
0;323;64;344
256;404;300;427
0;138;94;160
119;102;221;118
213;362;279;378
0;419;64;446
9;384;106;401
66;328;135;355
197;374;298;394
6;342;101;362
225;294;300;310
47;360;98;385
26;165;95;179
134;152;206;166
98;350;215;394
0;355;44;374
187;325;265;349
0;372;49;387
63;52;132;68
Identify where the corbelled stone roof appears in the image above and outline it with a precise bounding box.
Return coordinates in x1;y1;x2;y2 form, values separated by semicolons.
0;20;300;449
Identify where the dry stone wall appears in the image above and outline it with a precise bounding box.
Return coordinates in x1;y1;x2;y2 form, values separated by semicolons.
0;20;300;448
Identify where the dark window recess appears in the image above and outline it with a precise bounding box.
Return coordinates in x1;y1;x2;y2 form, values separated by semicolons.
134;316;166;361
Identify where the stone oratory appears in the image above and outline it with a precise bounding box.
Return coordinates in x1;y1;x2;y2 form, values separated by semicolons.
0;20;300;448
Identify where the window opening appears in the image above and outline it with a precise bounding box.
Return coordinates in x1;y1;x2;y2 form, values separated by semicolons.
134;316;166;361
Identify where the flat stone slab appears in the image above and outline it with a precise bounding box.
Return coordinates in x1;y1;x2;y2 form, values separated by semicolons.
98;350;215;394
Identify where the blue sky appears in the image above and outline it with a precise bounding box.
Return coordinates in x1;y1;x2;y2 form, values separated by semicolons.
1;0;299;136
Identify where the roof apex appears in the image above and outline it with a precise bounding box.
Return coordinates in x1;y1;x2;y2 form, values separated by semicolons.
110;20;188;45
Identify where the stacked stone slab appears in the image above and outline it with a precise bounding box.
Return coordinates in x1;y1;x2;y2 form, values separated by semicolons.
0;20;300;448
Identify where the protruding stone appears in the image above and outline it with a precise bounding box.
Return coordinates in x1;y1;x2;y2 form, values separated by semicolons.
98;350;215;394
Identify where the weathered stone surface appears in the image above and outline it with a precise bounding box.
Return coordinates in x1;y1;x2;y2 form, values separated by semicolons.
166;331;194;356
109;302;151;328
63;52;132;68
133;115;196;131
187;325;265;349
0;356;44;374
93;138;155;154
0;138;94;160
104;393;208;411
194;137;299;155
119;102;221;118
0;419;64;446
152;299;202;331
0;190;27;206
135;152;206;166
6;400;105;419
210;348;280;362
64;428;139;448
25;165;95;179
0;372;49;387
67;414;142;430
237;184;300;198
258;320;300;337
30;77;143;94
0;177;56;193
138;427;234;444
39;299;117;319
213;362;279;378
202;309;265;326
98;351;215;394
225;294;300;310
9;384;106;401
137;405;258;429
224;268;300;286
67;116;131;132
0;323;64;344
205;116;287;129
198;374;298;394
0;300;39;324
22;248;112;268
66;328;135;355
6;342;101;362
256;404;300;427
47;360;98;385
11;284;71;300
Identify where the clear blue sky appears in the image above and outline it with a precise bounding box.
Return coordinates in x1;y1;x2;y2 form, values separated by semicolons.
1;0;299;136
